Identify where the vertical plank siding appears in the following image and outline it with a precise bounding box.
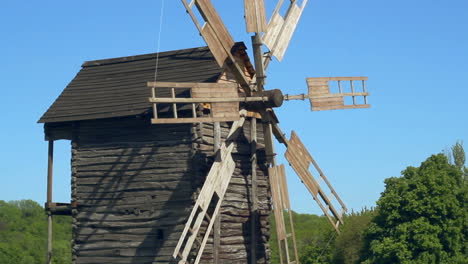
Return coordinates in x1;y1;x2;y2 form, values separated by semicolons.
66;116;271;264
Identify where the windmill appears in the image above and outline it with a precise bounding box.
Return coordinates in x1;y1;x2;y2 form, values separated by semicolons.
146;1;371;264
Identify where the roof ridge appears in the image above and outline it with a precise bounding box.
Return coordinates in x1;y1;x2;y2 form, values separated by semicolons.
81;45;211;68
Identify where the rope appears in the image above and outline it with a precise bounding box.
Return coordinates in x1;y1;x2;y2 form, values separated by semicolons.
153;0;166;84
317;232;336;260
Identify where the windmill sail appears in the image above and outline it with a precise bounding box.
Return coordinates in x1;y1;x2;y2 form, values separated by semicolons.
244;0;268;33
307;77;370;111
180;0;251;93
269;164;299;264
284;131;347;232
262;0;308;61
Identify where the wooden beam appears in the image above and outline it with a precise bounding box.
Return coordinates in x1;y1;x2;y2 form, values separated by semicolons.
213;122;221;264
149;96;271;103
151;117;239;124
312;104;370;112
244;0;267;33
307;77;368;81
180;0;253;95
46;140;54;264
252;34;265;88
250;117;258;264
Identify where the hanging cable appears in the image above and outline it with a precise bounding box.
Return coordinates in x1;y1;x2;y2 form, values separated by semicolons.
151;0;166;117
317;232;336;260
153;0;165;84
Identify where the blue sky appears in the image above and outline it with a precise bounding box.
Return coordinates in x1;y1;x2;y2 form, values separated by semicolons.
0;0;467;214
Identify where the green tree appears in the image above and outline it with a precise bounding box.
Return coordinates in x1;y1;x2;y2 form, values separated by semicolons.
360;154;467;264
332;208;375;264
444;140;468;184
0;200;72;264
451;141;465;170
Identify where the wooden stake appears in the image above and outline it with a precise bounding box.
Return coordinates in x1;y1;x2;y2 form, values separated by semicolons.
46;140;54;264
250;117;258;264
213;122;221;264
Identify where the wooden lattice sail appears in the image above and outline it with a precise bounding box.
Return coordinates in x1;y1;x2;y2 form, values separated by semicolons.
307;77;370;111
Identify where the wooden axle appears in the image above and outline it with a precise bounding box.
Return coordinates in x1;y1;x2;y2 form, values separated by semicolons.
149;89;285;108
149;91;369;104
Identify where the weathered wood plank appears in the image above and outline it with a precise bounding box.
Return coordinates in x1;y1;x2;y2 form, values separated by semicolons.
244;0;267;33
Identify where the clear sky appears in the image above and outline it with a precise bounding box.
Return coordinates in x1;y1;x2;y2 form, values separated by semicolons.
1;0;467;215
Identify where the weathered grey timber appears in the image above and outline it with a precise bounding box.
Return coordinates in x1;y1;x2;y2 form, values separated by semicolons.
39;45;271;264
65;116;270;264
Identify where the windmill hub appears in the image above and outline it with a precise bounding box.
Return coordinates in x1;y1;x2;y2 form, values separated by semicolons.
248;89;284;109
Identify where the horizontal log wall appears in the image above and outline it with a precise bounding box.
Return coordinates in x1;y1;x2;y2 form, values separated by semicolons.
68;115;270;264
71;117;196;264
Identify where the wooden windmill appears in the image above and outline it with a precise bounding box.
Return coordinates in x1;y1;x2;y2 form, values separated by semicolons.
147;1;371;263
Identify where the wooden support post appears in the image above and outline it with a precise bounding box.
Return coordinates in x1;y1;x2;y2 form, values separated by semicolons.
46;140;54;264
213;122;221;264
261;116;285;263
250;117;258;264
252;34;265;89
262;121;276;167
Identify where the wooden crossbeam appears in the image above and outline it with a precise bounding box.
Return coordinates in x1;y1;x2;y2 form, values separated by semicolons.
147;81;240;124
173;113;247;264
284;131;347;233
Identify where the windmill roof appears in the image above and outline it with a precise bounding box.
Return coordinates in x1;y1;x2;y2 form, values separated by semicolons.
38;45;226;123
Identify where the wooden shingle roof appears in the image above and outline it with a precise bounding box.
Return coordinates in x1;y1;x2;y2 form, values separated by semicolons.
38;45;223;123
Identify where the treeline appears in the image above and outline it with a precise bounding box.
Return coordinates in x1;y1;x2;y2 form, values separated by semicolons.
0;200;71;264
269;208;376;264
270;145;467;263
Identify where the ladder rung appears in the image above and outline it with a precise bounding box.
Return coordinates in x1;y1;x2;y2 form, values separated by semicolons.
188;228;204;245
204;213;212;222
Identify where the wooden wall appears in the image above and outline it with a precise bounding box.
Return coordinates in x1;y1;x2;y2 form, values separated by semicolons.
67;116;271;264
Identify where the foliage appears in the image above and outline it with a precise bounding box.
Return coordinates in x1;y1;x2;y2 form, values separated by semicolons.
269;209;375;264
0;200;72;264
360;154;467;264
269;211;334;264
451;141;465;169
450;140;468;183
332;208;376;264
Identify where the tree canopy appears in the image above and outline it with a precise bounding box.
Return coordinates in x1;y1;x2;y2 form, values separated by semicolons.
360;154;467;264
0;200;71;264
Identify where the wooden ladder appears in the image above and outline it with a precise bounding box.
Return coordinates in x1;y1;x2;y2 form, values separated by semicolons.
173;113;247;264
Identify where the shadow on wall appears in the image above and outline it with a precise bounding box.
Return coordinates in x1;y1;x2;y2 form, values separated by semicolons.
72;117;200;264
